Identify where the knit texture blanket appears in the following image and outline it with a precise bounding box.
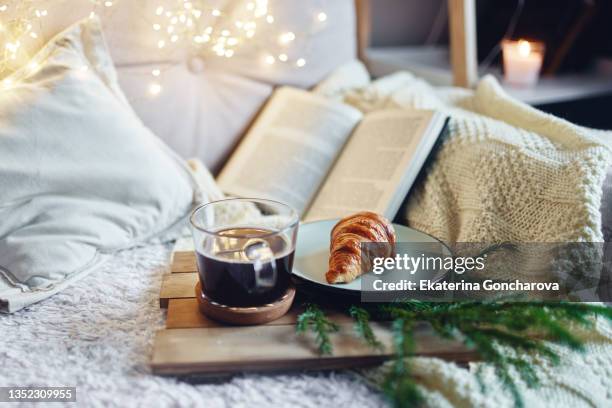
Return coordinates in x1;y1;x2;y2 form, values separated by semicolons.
340;73;612;243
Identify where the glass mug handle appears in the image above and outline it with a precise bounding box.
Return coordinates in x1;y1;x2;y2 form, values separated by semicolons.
244;238;277;290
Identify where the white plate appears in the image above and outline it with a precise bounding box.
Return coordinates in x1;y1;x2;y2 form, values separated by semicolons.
292;219;451;293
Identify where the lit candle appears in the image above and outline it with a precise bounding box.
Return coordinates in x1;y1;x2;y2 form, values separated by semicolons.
502;39;545;87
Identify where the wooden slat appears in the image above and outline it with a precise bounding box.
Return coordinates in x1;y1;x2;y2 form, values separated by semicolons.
160;272;198;308
448;0;478;88
171;251;197;273
355;0;371;64
151;323;476;375
166;298;353;329
166;299;211;328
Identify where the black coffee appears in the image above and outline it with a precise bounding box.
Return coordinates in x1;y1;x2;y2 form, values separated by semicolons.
196;227;294;307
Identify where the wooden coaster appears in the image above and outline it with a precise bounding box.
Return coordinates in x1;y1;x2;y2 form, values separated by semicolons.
195;281;296;326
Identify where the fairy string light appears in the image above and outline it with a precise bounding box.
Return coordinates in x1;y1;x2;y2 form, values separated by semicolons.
0;0;331;95
0;2;47;77
146;0;277;94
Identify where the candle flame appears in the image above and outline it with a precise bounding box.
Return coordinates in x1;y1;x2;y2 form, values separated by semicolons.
518;40;531;57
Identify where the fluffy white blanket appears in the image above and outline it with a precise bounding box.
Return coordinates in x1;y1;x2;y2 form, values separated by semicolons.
0;244;385;407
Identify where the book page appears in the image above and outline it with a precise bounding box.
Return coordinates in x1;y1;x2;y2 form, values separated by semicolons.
217;87;363;215
304;110;437;222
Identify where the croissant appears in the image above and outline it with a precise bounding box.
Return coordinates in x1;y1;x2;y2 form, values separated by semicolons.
326;212;396;284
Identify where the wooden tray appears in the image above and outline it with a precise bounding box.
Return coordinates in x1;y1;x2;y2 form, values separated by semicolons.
151;251;477;377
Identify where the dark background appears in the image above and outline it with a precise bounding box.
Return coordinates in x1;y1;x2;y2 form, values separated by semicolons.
370;0;612;130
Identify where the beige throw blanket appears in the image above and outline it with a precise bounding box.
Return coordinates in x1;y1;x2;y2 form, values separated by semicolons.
335;73;612;243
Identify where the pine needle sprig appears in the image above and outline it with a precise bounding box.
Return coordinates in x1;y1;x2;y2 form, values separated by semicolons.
296;303;339;355
350;306;384;350
296;297;611;408
382;318;423;408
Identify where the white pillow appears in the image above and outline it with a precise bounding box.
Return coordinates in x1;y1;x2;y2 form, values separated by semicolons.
0;18;199;313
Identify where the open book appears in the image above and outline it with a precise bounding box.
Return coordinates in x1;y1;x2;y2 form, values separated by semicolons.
217;87;447;222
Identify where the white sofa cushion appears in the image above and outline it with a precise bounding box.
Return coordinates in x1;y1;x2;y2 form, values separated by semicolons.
0;17;198;312
24;0;358;171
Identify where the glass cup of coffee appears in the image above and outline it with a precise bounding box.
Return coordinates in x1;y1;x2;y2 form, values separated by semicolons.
189;198;299;307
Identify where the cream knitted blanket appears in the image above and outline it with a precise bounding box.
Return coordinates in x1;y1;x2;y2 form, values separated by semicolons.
339;73;611;243
316;70;612;406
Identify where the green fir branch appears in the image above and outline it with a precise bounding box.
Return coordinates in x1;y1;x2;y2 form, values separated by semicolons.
382;318;423;408
296;299;612;408
349;306;384;350
296;303;339;355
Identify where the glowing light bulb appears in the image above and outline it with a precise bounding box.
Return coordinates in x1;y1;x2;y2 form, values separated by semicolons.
28;61;39;72
279;32;295;44
157;40;166;48
155;6;164;15
225;50;234;58
1;78;13;88
152;68;161;77
149;82;162;95
212;9;221;17
104;1;113;7
264;55;275;65
317;12;327;22
170;35;179;43
0;5;7;12
153;24;161;31
296;58;306;67
266;15;274;23
278;53;288;62
5;42;17;52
